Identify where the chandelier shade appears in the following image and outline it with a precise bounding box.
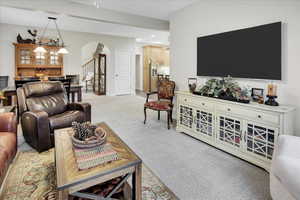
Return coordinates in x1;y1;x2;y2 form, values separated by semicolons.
94;0;102;8
33;46;47;53
57;47;69;54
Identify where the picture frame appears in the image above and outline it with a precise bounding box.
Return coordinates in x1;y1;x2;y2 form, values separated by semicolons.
251;88;264;102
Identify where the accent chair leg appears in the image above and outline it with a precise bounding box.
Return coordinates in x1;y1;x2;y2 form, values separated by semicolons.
86;81;88;93
158;111;160;120
144;107;147;124
170;109;173;123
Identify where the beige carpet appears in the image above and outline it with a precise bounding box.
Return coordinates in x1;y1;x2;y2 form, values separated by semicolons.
13;93;272;199
0;149;178;200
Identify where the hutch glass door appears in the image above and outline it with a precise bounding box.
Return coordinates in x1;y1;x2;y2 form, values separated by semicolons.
19;48;32;65
49;50;60;65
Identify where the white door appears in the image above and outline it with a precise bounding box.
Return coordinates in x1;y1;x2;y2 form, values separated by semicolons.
115;51;131;95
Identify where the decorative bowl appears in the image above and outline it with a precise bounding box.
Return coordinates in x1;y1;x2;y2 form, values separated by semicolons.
71;126;107;149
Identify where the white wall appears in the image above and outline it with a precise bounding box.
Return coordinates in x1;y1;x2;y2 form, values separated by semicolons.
135;44;144;91
170;0;300;134
0;23;136;95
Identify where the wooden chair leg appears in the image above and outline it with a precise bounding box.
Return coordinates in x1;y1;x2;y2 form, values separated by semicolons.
170;109;173;123
167;111;170;129
158;111;160;120
86;81;88;93
144;107;147;124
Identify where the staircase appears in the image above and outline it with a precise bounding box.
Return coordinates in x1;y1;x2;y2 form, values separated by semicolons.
82;55;106;95
82;58;96;81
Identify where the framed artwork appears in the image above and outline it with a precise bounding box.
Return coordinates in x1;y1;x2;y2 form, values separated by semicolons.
251;88;264;102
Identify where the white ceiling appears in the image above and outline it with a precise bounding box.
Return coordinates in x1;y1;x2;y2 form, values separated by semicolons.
0;6;170;45
0;0;199;45
69;0;199;20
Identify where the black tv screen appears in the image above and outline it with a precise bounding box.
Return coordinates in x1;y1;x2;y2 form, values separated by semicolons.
197;22;282;80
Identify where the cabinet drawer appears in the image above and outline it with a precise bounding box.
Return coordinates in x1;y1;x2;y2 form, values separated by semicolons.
216;104;280;125
178;96;214;110
178;95;193;105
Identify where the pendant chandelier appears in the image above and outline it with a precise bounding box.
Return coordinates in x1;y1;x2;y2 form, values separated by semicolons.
34;17;69;54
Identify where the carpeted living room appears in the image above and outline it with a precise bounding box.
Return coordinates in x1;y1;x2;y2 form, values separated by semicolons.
1;0;300;200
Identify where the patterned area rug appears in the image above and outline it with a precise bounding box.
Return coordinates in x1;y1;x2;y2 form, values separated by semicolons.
0;149;178;200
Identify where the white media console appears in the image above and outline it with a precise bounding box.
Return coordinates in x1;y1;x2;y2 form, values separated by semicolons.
176;91;296;171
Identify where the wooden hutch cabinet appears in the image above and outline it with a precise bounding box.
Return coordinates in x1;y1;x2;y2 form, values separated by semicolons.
14;43;64;78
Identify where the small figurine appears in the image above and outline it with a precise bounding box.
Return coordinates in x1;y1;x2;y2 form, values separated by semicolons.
28;29;37;43
188;78;197;93
258;96;264;104
17;34;34;44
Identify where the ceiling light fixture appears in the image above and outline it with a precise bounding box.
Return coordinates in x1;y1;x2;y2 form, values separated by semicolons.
94;0;102;8
34;17;69;54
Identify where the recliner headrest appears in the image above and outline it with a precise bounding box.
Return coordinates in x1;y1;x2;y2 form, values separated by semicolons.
23;81;65;98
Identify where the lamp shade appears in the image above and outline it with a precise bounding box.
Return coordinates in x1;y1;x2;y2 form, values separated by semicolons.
57;47;69;54
34;46;47;53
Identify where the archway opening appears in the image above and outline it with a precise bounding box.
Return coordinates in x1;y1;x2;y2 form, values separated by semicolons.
81;41;111;95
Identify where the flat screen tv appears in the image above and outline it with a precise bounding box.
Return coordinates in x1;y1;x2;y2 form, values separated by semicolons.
197;22;282;80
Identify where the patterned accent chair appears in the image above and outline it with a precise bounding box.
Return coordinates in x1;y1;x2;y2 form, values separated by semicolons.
144;80;176;129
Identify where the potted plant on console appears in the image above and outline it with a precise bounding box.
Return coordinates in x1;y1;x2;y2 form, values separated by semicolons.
193;77;250;104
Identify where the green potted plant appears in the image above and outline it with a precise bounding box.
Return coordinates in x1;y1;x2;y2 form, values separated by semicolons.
196;77;250;103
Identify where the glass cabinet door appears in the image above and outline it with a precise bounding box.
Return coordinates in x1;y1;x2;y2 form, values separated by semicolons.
194;109;214;139
19;48;32;65
35;52;46;65
49;50;61;65
245;122;277;160
216;115;242;148
178;105;194;130
93;54;106;95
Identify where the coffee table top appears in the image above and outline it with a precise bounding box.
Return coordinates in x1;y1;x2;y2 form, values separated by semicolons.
54;122;142;192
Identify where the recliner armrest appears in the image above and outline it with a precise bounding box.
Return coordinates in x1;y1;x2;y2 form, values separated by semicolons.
21;110;51;152
67;102;91;122
0;112;17;133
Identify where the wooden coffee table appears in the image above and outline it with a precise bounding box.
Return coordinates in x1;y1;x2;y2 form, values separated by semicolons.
54;122;142;200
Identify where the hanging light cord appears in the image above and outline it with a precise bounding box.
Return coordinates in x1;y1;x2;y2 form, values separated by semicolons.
54;20;65;47
39;20;50;45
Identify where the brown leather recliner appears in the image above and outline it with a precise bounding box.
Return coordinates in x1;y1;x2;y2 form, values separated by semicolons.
0;112;17;186
17;81;91;152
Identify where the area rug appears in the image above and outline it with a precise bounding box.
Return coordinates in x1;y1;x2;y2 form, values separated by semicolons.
0;149;178;200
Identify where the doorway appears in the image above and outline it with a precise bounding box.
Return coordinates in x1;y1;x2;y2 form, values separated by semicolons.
81;42;110;95
115;51;131;95
143;46;170;92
